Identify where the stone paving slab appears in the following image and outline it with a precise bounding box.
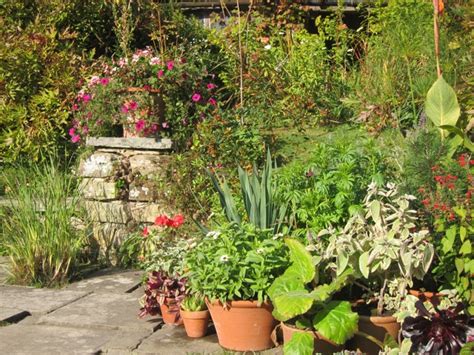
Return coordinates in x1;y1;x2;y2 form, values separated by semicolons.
0;324;117;354
67;268;143;294
0;285;89;315
0;307;30;323
38;292;159;331
135;324;222;355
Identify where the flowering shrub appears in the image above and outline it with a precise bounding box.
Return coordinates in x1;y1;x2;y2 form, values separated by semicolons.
184;222;289;304
70;47;219;146
118;213;196;275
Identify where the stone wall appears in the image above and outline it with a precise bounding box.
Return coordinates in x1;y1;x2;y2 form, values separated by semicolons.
78;137;174;264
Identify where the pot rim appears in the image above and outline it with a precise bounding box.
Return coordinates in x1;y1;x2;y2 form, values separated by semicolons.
359;314;398;323
205;299;273;309
280;322;340;346
180;309;209;318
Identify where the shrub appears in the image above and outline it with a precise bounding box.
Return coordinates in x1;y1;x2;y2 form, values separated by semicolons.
0;156;87;286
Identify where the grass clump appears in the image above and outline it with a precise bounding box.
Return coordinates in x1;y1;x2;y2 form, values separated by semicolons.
0;156;87;287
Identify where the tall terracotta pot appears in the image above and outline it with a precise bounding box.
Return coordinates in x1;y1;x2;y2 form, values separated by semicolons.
353;315;400;354
281;322;344;355
206;299;277;351
181;309;210;338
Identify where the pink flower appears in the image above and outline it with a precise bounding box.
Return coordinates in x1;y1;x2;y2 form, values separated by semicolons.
121;105;129;114
71;104;79;111
135;119;145;132
180;57;186;64
150;57;161;65
192;93;201;102
169;214;184;228
129;101;138;110
100;77;110;86
208;97;217;106
71;135;81;143
150;123;158;133
68;128;75;137
143;85;151;91
158;70;164;78
166;61;174;70
82;125;89;134
82;94;91;103
88;76;100;86
207;83;217;90
162;122;169;129
155;215;170;227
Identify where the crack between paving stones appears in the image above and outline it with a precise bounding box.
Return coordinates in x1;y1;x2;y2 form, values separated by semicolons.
44;290;95;315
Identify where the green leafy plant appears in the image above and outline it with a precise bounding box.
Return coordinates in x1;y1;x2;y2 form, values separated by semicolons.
425;76;473;153
208;150;287;233
181;294;207;312
185;222;289;304
268;239;358;347
323;182;434;316
0;156;87;286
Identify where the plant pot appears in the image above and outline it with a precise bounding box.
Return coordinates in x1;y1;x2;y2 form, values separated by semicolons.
206;299;277;351
181;309;210;338
160;298;183;325
408;289;442;301
281;322;344;355
353;315;400;354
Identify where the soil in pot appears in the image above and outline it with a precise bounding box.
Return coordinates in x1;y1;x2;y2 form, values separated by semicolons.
351;315;400;354
206;300;276;351
281;322;344;355
181;309;210;338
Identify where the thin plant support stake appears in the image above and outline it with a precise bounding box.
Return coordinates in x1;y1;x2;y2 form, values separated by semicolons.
433;0;442;78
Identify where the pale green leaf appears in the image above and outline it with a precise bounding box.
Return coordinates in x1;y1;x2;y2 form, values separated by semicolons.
312;301;359;345
359;251;370;278
460;240;472;255
283;331;314;355
425;76;460;130
273;290;314;321
284;239;315;283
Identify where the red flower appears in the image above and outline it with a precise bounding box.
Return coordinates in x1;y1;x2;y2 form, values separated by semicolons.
458;154;467;167
422;199;430;206
466;191;472;200
448;212;456;221
142;226;149;237
418;187;425;194
169;214;184;228
434;175;443;183
447;183;455;190
433;203;440;210
470;160;474;166
155;215;170;226
431;165;439;172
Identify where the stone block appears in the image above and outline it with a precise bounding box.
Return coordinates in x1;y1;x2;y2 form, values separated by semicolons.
66;269;142;294
78;152;120;178
80;178;118;200
129;202;172;223
86;137;173;150
129;154;169;177
92;223;130;265
85;201;131;223
128;183;158;202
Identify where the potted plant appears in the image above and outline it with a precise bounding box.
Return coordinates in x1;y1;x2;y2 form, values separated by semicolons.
323;182;435;353
268;239;359;354
139;270;186;325
180;294;210;338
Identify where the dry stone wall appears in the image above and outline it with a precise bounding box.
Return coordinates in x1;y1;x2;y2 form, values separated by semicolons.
78;137;174;264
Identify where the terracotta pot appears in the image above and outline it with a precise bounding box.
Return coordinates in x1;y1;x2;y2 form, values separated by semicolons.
181;309;210;338
160;299;183;325
408;289;442;301
206;299;277;351
281;322;344;355
353;315;400;354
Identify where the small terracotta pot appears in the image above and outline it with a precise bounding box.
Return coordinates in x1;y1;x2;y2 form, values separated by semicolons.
408;289;442;301
160;299;183;325
206;299;277;351
281;322;344;354
181;309;210;338
353;315;400;354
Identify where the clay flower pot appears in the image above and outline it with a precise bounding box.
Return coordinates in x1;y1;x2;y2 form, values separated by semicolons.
181;309;210;338
160;298;183;326
281;322;344;355
353;315;400;354
206;299;277;351
408;289;443;301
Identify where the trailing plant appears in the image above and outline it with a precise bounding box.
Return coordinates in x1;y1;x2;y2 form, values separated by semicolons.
139;270;186;318
0;156;87;286
185;222;289;304
268;239;358;349
323;182;434;316
209;150;287;233
402;299;473;354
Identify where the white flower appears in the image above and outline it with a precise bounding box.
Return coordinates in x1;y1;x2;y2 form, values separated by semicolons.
132;54;140;63
264;44;272;50
272;233;283;240
118;58;128;67
219;255;229;263
256;248;265;254
88;75;100;87
149;57;161;65
206;230;221;240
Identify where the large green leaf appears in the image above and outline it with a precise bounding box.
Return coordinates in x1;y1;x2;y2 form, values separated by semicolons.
273;289;314;321
283;332;314;355
268;274;302;300
285;239;315;283
312;301;359;345
425;76;460;131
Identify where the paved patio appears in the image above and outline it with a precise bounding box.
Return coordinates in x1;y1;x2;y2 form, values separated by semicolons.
0;264;282;354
